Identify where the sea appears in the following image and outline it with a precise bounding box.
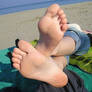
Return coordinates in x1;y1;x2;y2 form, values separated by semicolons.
0;0;92;15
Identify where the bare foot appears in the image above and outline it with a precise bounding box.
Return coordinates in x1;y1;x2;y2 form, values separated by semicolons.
36;4;68;56
12;40;68;87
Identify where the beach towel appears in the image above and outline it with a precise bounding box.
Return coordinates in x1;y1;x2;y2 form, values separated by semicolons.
70;47;92;74
0;40;92;92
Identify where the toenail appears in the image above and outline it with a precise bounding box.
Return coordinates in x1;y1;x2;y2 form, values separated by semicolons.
7;52;13;68
15;39;20;48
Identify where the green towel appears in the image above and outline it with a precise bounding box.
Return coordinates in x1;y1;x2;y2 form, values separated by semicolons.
70;47;92;74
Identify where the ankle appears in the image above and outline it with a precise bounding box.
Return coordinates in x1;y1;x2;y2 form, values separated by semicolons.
35;42;50;56
51;41;61;56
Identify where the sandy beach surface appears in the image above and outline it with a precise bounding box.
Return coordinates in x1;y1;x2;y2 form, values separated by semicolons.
0;1;92;49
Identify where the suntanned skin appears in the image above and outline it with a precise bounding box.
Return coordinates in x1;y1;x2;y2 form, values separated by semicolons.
12;4;68;87
12;40;68;87
12;3;91;89
36;4;68;56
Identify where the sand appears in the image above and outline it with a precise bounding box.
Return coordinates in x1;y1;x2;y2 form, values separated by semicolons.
0;1;92;49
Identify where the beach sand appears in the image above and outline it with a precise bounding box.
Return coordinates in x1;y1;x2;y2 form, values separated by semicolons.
0;1;92;49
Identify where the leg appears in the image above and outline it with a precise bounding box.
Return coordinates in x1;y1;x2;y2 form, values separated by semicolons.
36;4;68;56
51;36;76;56
51;24;90;56
11;4;68;87
35;4;89;57
12;40;68;87
52;56;67;69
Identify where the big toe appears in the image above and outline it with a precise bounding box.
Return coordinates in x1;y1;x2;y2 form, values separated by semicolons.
46;4;60;17
18;40;35;54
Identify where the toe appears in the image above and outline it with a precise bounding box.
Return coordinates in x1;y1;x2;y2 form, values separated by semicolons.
12;52;22;60
13;48;26;56
60;18;67;24
46;4;60;17
58;9;64;16
59;14;66;20
12;57;21;64
61;24;68;32
13;63;20;70
18;40;35;54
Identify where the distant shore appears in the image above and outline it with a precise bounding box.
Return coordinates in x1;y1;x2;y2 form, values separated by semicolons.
0;1;92;49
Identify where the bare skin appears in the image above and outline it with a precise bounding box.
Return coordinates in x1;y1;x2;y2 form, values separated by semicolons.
12;4;68;87
51;36;76;56
12;40;68;87
36;4;68;56
51;24;91;56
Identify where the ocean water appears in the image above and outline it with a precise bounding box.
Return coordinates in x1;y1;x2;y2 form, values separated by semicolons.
0;0;92;15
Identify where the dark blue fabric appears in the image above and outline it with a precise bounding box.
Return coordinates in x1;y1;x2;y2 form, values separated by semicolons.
36;68;88;92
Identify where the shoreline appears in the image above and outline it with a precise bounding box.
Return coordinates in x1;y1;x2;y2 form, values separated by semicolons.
0;0;92;15
0;1;92;49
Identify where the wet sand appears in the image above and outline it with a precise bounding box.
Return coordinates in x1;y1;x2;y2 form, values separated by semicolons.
0;1;92;49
